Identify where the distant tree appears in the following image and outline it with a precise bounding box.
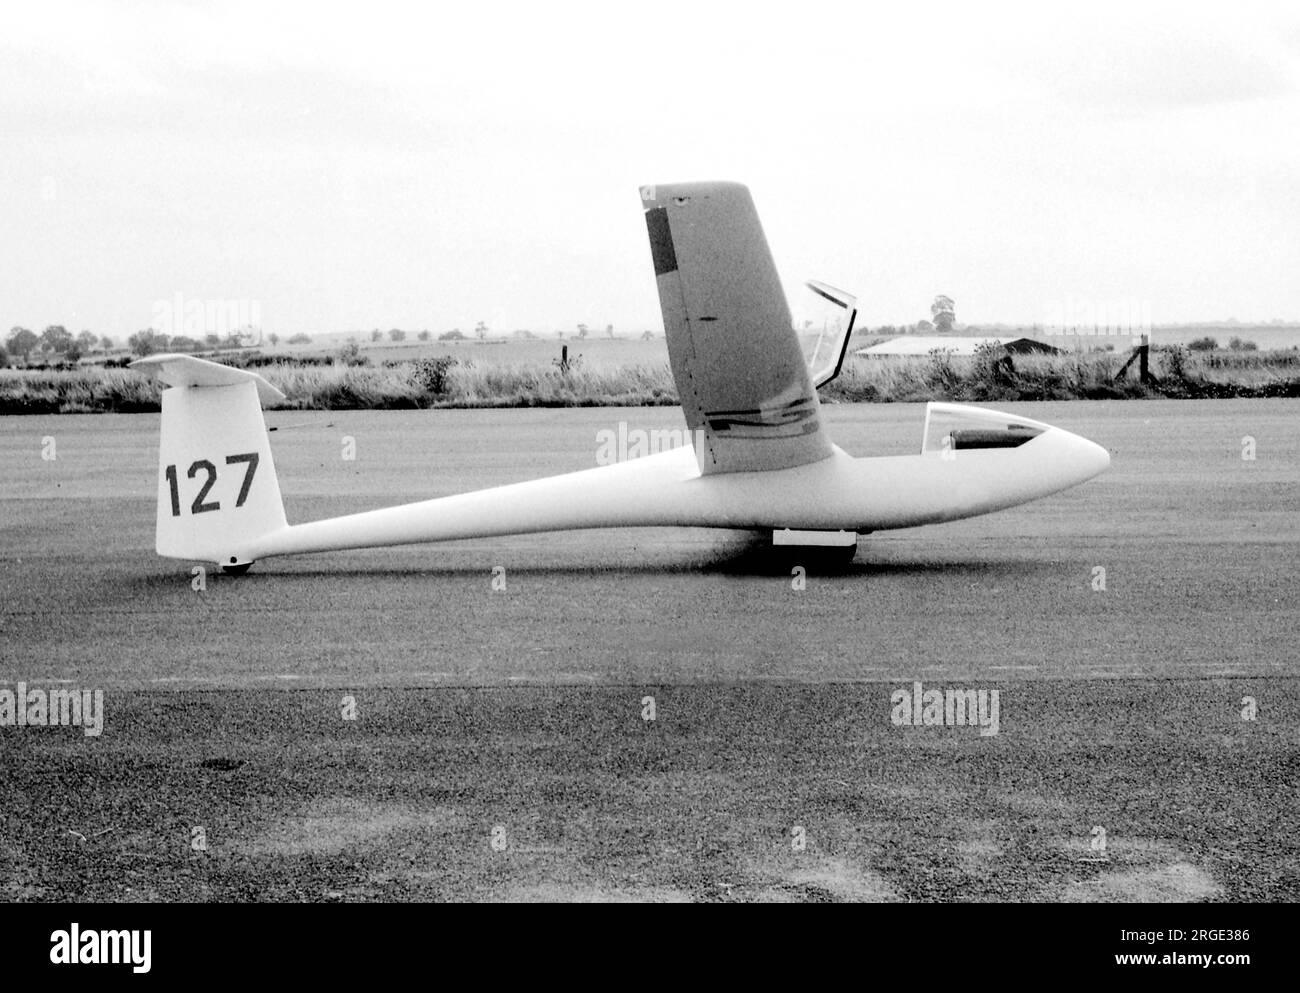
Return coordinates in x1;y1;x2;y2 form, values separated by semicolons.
267;332;280;346
417;330;431;341
931;295;955;333
438;330;466;341
0;343;8;367
1188;336;1218;352
389;328;406;342
287;333;312;344
41;325;73;355
641;330;654;340
100;335;115;352
371;329;382;342
7;327;38;363
75;330;97;354
128;328;170;356
169;335;201;352
474;321;488;340
204;333;221;350
606;323;614;338
915;319;934;334
557;330;564;339
576;323;589;340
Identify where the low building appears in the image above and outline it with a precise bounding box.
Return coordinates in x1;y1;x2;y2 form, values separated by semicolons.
856;336;1062;357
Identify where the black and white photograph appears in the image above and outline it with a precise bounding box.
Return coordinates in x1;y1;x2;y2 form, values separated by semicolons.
1;0;1295;970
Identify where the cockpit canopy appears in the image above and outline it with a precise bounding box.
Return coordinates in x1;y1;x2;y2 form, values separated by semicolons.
922;403;1047;457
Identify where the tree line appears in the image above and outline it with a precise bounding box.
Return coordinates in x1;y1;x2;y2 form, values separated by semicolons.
4;326;111;366
2;326;317;366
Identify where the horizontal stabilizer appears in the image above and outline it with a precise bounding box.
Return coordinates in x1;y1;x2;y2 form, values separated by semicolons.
131;353;285;407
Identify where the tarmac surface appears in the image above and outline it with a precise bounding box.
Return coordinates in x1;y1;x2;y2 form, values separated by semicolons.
1;400;1297;900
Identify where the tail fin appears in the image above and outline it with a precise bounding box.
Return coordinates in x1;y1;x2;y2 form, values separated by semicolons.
132;354;287;570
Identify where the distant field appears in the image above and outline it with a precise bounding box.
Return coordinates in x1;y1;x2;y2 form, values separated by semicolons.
4;330;1300;414
336;336;670;369
255;325;1300;364
1025;325;1300;352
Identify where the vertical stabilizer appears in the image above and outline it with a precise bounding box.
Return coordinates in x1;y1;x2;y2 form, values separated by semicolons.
132;354;287;570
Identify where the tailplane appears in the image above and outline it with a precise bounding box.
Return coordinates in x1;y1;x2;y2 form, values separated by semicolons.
132;354;287;572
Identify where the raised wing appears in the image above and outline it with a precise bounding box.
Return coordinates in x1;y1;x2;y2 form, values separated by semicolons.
641;181;835;475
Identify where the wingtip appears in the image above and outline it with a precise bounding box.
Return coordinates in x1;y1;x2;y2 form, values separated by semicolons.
638;180;749;209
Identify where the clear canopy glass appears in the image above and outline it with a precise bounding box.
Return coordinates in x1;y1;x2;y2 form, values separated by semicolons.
921;403;1047;457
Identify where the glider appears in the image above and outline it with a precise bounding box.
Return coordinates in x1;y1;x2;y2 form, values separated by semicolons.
133;181;1109;574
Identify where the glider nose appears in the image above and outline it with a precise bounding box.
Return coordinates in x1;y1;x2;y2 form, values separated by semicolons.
1060;428;1110;483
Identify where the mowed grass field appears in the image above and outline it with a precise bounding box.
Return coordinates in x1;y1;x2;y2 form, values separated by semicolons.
1;400;1298;901
6;328;1300;413
330;334;670;368
271;323;1300;363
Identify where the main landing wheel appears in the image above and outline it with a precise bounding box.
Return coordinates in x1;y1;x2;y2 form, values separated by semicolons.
221;558;254;576
799;543;859;567
771;529;860;568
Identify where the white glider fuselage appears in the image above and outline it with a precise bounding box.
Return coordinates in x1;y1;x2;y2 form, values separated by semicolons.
133;181;1111;571
243;412;1109;562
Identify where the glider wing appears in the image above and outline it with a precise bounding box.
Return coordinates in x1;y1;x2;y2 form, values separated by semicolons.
641;181;835;475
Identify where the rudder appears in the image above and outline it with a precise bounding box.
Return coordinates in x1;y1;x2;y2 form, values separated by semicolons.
133;354;287;570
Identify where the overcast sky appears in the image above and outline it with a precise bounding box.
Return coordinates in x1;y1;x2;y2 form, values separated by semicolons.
3;0;1298;338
